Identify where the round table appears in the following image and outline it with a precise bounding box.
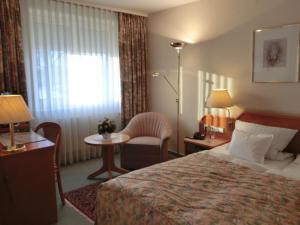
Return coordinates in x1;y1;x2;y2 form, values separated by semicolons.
84;133;130;180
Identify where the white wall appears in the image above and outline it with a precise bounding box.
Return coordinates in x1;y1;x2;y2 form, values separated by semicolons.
148;0;300;154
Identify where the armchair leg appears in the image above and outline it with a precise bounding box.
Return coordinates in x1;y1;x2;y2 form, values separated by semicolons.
162;144;169;161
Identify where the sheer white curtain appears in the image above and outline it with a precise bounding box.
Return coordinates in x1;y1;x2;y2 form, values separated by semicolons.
20;0;121;165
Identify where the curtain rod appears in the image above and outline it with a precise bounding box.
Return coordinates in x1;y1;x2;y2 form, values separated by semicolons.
53;0;149;17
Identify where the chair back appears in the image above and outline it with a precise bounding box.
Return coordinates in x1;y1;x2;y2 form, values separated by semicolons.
122;112;172;138
34;122;61;166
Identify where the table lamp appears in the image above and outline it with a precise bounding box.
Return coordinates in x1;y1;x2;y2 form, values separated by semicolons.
206;89;233;117
206;89;234;133
0;95;33;151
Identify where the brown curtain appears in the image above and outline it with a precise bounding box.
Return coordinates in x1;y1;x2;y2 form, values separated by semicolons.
119;13;148;127
0;0;27;100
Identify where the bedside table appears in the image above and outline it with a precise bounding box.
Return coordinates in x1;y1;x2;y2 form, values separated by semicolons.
184;137;230;155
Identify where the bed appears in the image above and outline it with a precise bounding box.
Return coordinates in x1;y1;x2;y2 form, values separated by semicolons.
95;112;300;225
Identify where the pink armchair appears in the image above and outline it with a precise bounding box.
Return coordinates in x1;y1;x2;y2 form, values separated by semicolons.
120;112;172;170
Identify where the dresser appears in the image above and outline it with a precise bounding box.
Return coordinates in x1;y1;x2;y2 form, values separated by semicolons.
0;140;57;225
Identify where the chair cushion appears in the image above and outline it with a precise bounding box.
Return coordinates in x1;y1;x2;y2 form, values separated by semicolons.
127;136;160;146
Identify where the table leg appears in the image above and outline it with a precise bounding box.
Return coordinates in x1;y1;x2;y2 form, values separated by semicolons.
107;146;113;180
87;167;107;180
112;166;128;174
87;145;129;180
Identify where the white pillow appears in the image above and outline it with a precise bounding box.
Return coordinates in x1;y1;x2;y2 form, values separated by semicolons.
228;129;274;164
235;120;297;160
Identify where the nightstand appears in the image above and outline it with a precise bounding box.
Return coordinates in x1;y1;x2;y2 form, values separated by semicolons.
184;137;230;155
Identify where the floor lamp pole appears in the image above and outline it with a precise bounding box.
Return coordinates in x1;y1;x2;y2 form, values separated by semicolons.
153;42;185;155
170;41;185;155
176;49;181;154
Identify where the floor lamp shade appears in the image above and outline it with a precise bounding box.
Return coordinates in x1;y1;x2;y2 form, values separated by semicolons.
206;89;233;108
0;95;33;124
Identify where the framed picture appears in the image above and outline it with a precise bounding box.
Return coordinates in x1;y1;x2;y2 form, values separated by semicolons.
252;24;300;83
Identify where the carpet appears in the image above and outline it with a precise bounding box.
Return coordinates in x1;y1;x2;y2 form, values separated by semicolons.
65;182;101;222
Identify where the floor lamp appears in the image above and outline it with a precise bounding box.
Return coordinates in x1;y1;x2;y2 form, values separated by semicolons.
152;41;185;154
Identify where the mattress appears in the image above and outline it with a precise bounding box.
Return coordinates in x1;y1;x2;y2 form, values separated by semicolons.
267;155;300;180
95;151;300;225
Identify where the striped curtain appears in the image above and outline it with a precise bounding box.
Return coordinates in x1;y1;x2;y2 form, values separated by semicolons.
0;0;27;99
118;13;148;127
20;0;121;165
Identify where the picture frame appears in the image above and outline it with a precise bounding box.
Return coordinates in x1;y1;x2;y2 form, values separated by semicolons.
252;23;300;83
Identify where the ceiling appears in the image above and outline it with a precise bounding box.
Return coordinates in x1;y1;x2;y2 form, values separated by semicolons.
148;0;287;43
78;0;200;15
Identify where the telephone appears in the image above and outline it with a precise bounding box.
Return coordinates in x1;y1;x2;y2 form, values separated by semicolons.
193;132;205;140
192;121;206;140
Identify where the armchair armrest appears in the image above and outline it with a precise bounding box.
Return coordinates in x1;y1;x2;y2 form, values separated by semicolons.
120;128;133;139
120;122;139;139
160;128;172;148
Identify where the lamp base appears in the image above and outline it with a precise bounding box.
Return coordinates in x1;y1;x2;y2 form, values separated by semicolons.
3;144;26;152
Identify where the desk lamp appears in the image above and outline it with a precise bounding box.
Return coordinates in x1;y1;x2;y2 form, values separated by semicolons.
0;95;33;151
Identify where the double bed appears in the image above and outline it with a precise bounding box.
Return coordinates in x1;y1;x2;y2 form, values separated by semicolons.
95;112;300;225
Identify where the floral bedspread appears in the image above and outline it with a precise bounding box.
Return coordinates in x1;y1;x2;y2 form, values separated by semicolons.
95;153;300;225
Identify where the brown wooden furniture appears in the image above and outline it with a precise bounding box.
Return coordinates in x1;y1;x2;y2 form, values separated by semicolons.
200;114;234;139
0;140;57;225
120;112;172;170
237;111;300;155
184;137;230;155
84;133;130;180
184;114;232;155
35;122;65;205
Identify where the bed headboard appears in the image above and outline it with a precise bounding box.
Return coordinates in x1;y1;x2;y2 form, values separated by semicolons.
237;112;300;155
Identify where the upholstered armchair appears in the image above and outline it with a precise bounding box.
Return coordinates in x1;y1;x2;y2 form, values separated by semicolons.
120;112;172;170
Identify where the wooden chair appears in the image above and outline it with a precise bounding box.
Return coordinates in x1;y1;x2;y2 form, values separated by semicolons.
34;122;65;205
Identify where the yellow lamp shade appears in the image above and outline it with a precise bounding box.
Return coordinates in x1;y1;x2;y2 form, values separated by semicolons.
0;95;33;124
206;89;233;108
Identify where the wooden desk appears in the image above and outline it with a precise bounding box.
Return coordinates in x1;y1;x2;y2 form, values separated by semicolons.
0;139;57;225
84;133;130;180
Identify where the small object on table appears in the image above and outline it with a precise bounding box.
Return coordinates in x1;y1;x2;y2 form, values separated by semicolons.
84;133;130;180
205;125;215;140
193;132;205;140
98;118;116;140
184;136;230;155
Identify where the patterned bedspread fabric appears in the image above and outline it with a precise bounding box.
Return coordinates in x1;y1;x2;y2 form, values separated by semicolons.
95;153;300;225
